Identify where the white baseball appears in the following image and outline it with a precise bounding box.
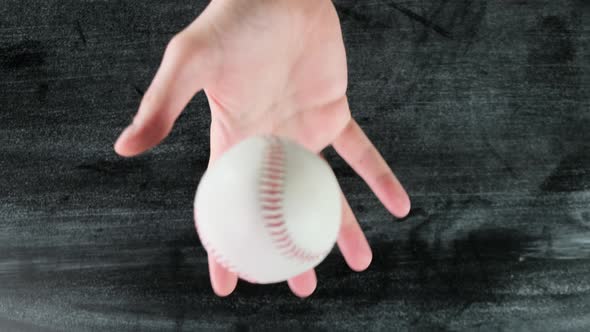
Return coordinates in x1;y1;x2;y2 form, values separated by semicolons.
194;135;342;284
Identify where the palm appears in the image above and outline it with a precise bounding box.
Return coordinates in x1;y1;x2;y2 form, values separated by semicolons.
114;0;411;298
204;0;348;156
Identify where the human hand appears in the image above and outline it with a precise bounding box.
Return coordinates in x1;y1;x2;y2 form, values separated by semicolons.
114;0;411;297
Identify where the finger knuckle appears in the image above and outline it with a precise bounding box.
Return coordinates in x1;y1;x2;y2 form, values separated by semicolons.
165;33;195;62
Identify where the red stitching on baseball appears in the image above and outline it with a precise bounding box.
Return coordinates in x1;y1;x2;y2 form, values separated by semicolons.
277;240;293;249
264;213;283;219
273;234;290;242
261;181;281;189
260;136;328;263
265;174;283;181
262;197;281;204
266;221;284;228
261;189;282;195
265;164;284;169
291;249;303;259
270;229;287;236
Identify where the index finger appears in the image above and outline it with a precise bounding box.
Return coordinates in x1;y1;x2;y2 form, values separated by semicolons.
332;119;411;218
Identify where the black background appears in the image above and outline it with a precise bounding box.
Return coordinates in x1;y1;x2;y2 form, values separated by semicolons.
1;0;589;331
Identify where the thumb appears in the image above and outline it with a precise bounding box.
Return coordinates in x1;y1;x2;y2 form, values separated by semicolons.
114;22;218;157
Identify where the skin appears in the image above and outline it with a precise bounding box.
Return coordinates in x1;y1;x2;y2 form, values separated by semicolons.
114;0;411;298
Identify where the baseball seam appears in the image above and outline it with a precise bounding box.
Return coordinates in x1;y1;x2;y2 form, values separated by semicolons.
261;136;325;263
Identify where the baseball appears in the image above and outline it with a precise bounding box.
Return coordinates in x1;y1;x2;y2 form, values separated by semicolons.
194;135;342;284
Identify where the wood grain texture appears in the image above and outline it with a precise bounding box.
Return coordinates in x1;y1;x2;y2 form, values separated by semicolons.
1;0;589;331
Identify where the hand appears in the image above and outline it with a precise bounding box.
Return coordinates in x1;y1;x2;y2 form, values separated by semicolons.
114;0;411;297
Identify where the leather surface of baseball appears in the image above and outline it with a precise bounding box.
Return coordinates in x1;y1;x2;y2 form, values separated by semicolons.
194;135;342;284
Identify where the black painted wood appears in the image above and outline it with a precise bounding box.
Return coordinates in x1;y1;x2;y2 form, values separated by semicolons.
1;1;589;331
